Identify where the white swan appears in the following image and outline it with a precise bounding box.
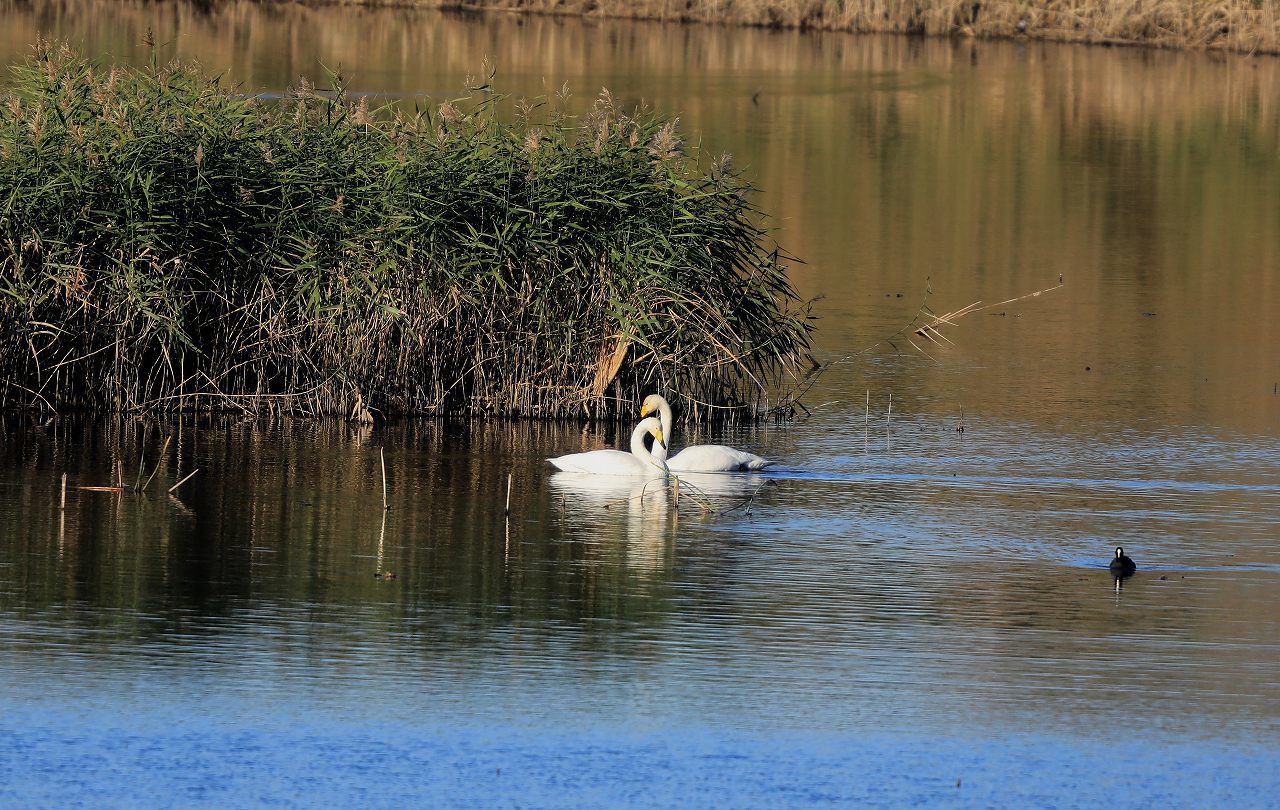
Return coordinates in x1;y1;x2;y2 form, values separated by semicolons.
547;416;670;476
640;394;776;472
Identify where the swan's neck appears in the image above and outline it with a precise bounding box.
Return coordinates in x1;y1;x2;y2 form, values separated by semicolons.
656;399;674;461
631;423;669;472
651;433;669;463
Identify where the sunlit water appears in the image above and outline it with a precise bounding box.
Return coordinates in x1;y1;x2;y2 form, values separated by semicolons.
3;1;1280;806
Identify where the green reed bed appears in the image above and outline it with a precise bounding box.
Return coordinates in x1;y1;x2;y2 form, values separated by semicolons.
0;42;811;420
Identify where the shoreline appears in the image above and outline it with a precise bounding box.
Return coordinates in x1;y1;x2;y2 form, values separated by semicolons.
306;0;1280;57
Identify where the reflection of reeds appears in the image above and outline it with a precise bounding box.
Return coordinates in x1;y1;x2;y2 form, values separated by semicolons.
0;41;812;420
2;414;699;625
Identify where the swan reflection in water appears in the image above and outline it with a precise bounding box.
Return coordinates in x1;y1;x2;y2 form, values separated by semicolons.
669;471;772;503
549;471;775;571
549;472;675;571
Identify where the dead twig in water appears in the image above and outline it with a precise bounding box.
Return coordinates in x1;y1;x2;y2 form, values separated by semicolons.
811;277;1065;382
140;437;171;492
913;280;1064;345
886;391;893;449
168;469;199;494
380;447;389;511
863;389;870;452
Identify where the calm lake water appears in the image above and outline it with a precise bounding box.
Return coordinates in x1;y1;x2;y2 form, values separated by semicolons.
3;2;1280;806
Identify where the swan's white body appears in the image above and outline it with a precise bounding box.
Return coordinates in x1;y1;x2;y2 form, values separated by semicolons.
547;417;669;476
641;395;776;472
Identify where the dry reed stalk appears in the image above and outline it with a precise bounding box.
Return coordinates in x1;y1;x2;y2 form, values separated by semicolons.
434;0;1280;55
913;282;1063;344
886;391;892;449
380;447;389;511
808;279;1064;402
864;389;870;451
168;468;199;494
140;436;171;492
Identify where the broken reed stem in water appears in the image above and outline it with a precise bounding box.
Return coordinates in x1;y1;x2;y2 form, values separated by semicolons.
914;281;1064;346
886;391;893;449
817;280;1063;391
666;475;726;517
377;509;387;575
505;473;512;516
140;436;171;492
0;42;813;423
380;447;389;511
60;472;66;511
168;468;199;494
864;389;870;451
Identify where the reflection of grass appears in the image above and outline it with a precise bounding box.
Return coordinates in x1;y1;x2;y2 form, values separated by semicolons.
3;414;691;619
0;41;811;419
442;0;1280;55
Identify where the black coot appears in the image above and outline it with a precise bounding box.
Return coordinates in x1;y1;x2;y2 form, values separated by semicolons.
1109;546;1136;578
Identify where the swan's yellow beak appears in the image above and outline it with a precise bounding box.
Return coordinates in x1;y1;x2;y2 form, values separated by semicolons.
640;402;652;417
654;427;666;450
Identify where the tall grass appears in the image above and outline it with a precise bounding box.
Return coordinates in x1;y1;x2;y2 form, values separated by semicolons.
440;0;1280;54
0;41;812;420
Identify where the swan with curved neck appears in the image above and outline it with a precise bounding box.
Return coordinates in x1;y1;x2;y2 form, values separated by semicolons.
640;394;775;472
547;417;670;476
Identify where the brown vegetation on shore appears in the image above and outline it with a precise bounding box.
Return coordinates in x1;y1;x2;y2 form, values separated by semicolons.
370;0;1280;55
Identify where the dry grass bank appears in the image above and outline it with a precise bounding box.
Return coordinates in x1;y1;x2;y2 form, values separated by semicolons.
374;0;1280;55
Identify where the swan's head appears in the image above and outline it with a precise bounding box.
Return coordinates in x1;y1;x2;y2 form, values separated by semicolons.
634;416;667;456
640;394;664;418
653;425;667;451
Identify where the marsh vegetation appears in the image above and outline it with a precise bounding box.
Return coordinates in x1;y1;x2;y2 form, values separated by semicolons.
377;0;1280;55
0;41;812;420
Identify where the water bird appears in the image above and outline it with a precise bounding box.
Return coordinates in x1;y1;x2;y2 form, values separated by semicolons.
640;394;775;472
1109;547;1136;578
547;417;669;476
